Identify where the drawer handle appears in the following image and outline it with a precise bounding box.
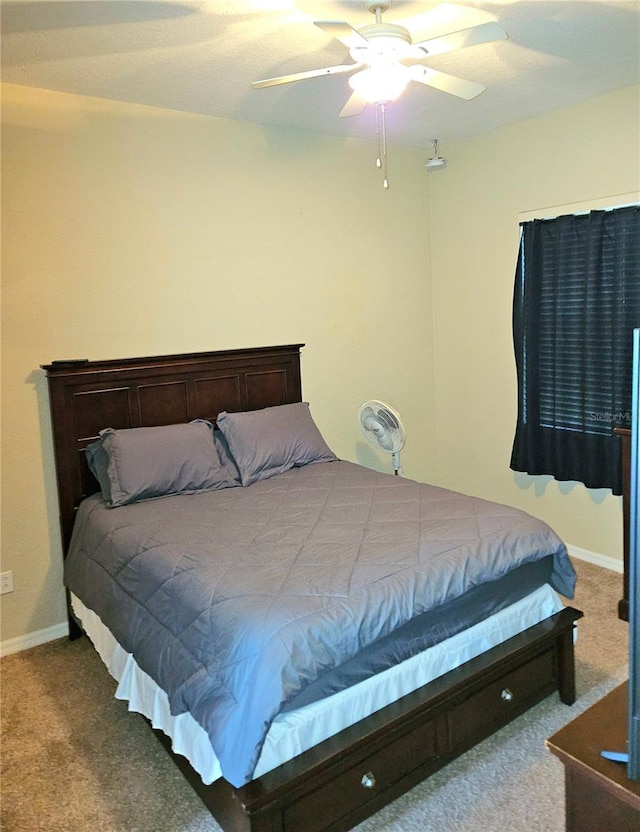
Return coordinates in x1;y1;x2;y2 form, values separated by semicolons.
501;688;514;702
361;771;376;789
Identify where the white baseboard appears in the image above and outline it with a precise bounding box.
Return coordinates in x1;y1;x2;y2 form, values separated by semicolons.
566;544;624;573
0;621;69;658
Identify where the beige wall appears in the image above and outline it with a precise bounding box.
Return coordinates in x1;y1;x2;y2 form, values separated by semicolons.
1;84;435;644
2;82;638;646
428;85;640;561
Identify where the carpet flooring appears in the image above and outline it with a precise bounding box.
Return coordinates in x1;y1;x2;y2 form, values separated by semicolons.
0;560;629;832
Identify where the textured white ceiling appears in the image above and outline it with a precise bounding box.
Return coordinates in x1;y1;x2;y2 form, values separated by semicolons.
2;0;639;148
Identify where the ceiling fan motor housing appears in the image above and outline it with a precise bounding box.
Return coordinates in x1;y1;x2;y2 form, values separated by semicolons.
350;23;413;63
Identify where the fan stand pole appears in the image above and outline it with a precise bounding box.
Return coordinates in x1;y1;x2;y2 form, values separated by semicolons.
392;452;403;477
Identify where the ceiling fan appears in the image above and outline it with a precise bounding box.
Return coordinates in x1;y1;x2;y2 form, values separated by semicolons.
252;2;506;188
252;2;508;118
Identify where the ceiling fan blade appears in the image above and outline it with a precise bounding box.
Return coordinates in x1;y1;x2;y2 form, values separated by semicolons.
339;91;368;118
252;63;357;89
414;21;507;57
314;20;369;49
409;66;486;100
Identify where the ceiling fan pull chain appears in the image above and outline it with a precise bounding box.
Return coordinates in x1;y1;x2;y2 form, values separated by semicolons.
381;102;389;189
375;103;382;169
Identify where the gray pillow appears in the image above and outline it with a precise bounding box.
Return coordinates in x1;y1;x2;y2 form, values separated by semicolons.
216;402;337;486
86;419;238;506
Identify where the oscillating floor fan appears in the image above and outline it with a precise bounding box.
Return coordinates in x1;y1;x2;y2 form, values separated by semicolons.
357;400;406;475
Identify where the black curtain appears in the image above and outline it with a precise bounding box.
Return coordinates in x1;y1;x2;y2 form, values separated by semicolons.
510;205;640;494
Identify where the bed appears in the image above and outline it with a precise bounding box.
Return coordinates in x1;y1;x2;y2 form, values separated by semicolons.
42;343;583;832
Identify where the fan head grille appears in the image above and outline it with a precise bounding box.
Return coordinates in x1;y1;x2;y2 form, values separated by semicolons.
358;400;406;454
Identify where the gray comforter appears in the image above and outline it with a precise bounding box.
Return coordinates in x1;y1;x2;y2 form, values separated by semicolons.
64;460;575;787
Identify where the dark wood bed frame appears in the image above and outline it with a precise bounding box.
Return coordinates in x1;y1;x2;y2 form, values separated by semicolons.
42;344;583;832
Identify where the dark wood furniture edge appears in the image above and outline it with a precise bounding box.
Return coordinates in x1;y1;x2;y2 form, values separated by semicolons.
547;683;640;831
615;427;631;621
41;344;584;832
41;343;306;378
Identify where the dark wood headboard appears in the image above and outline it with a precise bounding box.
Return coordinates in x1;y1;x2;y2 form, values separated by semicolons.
42;344;304;556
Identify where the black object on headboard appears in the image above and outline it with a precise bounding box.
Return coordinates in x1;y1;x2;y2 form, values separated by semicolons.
42;344;304;556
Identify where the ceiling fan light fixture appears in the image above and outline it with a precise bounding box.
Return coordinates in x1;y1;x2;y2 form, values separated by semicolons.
348;64;409;103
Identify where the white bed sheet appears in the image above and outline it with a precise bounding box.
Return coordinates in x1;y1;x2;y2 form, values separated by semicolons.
71;585;565;785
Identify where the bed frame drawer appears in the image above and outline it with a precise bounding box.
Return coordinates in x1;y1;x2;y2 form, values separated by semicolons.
282;718;438;832
446;650;557;750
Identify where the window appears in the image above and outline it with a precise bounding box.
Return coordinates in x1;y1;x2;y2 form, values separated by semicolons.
510;205;640;494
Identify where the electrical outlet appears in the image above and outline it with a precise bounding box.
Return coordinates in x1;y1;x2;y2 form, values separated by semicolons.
0;571;14;595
